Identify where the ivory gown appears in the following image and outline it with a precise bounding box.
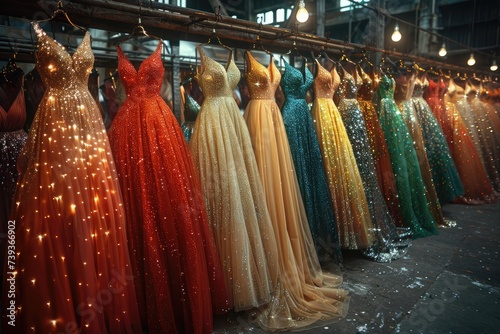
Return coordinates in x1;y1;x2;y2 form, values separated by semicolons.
4;22;141;333
243;51;348;332
189;47;278;312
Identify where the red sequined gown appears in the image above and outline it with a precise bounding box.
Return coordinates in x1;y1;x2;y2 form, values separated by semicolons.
4;22;141;333
108;42;229;333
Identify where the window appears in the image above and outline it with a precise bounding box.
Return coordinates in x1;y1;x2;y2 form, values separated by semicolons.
340;0;368;12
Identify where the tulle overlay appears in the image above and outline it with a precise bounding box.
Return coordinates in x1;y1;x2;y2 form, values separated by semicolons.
190;47;278;312
377;75;438;238
244;52;348;332
4;23;141;333
108;42;228;333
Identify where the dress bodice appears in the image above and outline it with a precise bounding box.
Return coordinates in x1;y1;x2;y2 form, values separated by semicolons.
425;79;439;100
245;51;280;100
378;75;396;99
117;41;164;98
357;67;373;101
394;74;415;102
338;69;359;99
412;77;428;98
33;22;93;90
195;47;240;98
312;60;339;99
281;59;313;100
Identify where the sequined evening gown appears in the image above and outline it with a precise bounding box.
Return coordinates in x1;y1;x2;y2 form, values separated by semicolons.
444;80;495;204
279;59;341;257
243;51;348;332
309;60;374;251
409;77;464;204
396;75;446;227
189;47;278;312
3;22;141;333
0;65;27;233
108;42;228;334
337;65;408;260
181;92;200;142
378;75;438;238
357;68;404;228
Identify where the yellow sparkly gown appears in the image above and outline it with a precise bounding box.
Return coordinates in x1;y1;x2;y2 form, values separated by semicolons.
243;52;348;331
4;23;141;333
189;47;278;312
311;60;374;250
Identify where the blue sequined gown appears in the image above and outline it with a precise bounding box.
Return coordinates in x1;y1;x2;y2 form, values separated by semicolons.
378;75;438;238
280;59;340;263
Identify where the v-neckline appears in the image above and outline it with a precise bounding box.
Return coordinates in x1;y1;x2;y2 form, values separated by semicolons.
34;22;90;63
116;41;162;77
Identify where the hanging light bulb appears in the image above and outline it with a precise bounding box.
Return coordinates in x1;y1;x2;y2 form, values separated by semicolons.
296;0;309;23
490;60;498;71
391;23;402;42
467;53;475;66
438;43;447;57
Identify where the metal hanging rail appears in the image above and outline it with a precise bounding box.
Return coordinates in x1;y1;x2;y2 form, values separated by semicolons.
5;0;499;77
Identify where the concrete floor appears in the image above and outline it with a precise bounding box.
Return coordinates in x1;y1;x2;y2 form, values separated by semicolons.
213;201;500;333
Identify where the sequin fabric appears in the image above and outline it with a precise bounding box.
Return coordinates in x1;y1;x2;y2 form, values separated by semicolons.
190;46;278;312
279;59;342;257
6;22;141;333
378;75;438;238
337;67;409;260
409;78;464;204
357;69;405;228
243;51;348;331
443;80;495;204
108;42;229;333
310;60;374;250
181;92;200;142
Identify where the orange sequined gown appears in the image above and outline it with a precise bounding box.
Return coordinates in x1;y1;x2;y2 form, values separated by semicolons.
189;47;278;312
108;42;228;333
243;52;348;331
4;23;141;333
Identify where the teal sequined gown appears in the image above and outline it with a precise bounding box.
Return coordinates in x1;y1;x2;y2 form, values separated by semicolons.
409;78;464;204
280;59;341;264
378;75;438;238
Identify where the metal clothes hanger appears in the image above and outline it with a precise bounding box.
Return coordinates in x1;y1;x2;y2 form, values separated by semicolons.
34;1;88;35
